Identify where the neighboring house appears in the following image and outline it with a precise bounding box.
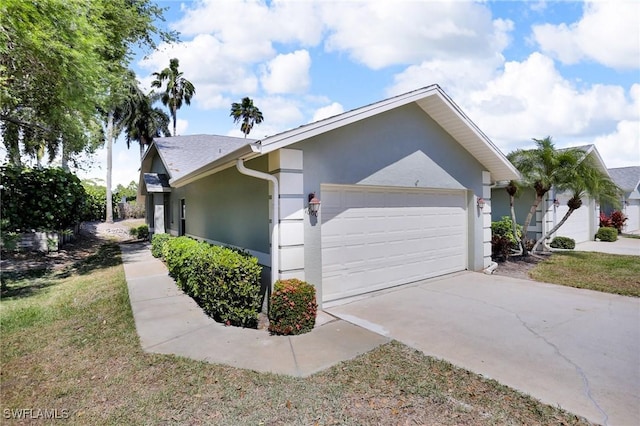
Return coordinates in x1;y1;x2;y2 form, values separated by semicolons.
606;166;640;233
140;85;519;306
491;144;608;245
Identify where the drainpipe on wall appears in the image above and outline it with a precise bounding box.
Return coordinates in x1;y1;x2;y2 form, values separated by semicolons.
235;159;279;288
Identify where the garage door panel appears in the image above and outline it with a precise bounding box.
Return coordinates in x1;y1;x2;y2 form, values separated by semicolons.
322;185;468;302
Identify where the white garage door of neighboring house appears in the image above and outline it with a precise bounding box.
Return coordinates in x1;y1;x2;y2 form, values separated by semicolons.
624;202;640;232
321;184;468;302
554;194;591;243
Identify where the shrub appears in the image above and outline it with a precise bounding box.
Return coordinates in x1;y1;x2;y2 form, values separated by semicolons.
268;279;318;336
161;236;262;328
151;233;172;258
129;224;149;240
600;211;627;234
491;216;522;261
595;227;618;242
610;211;627;234
549;236;575;249
1;165;86;231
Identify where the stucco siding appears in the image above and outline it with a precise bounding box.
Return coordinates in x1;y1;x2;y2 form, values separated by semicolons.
181;156;270;254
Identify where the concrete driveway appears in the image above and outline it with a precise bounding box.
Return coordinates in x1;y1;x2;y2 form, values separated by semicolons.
575;236;640;256
325;272;640;425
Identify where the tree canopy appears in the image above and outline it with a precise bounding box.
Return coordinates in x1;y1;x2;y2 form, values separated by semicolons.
0;0;174;167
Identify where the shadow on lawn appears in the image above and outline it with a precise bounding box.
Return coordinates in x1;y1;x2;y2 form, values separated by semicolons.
1;242;122;300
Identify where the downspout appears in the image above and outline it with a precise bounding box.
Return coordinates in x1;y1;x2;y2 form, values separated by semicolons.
236;159;279;288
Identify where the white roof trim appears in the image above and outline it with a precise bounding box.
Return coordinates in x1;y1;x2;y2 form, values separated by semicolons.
170;85;521;186
257;85;520;182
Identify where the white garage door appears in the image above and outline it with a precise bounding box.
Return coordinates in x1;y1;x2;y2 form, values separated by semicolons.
554;194;591;243
624;202;640;233
321;185;468;302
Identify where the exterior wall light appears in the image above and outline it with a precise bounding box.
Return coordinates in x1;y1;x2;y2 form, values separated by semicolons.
477;197;485;209
308;192;321;216
553;198;560;207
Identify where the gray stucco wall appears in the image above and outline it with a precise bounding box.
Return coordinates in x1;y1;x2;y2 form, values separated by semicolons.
180;156;270;254
491;187;540;240
290;103;488;297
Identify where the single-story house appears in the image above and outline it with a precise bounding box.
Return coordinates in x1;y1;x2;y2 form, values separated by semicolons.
606;166;640;233
140;85;520;306
491;144;608;245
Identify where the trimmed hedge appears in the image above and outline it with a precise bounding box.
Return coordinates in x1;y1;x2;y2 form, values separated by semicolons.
129;224;149;240
268;279;317;335
549;236;575;249
151;233;172;258
595;227;618;242
162;236;262;328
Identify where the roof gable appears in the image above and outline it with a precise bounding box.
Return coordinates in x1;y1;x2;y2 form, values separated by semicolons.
255;85;519;183
170;86;521;187
608;166;640;192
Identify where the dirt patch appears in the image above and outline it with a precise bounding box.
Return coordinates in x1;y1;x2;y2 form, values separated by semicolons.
1;219;145;276
492;254;548;280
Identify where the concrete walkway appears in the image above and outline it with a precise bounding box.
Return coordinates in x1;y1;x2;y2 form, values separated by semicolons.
575;235;640;256
120;243;388;377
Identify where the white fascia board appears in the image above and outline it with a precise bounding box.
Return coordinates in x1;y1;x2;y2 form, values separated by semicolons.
170;143;261;188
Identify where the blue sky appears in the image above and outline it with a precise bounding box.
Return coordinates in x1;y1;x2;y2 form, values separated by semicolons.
81;0;639;187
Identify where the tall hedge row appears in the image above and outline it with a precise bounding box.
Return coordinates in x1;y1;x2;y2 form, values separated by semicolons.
160;236;263;328
1;165;86;231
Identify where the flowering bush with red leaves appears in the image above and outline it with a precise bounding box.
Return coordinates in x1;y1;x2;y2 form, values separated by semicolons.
600;210;627;234
268;279;317;335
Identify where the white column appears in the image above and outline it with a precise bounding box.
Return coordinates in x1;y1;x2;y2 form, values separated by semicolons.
269;149;305;281
481;171;492;268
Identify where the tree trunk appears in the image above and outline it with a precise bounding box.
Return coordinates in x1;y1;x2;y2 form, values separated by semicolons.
532;207;577;252
509;194;522;256
106;111;114;224
172;106;177;136
521;195;543;256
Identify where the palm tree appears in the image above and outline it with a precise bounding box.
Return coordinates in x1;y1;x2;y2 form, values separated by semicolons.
151;58;195;136
507;137;582;255
531;156;621;252
505;180;522;255
230;97;264;138
122;87;171;159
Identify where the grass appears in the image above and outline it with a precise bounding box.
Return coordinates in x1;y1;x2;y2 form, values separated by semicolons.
0;240;591;425
529;251;640;297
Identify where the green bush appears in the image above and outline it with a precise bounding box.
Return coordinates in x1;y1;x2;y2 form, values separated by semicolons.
491;216;522;261
129;224;149;240
151;233;172;258
595;227;618;242
268;279;317;336
1;165;86;231
161;237;262;328
549;236;575;249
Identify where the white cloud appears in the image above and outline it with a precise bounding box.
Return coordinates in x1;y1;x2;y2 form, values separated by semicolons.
312;102;344;122
320;0;512;69
261;50;311;94
592;120;640;168
461;53;638;156
532;1;640;70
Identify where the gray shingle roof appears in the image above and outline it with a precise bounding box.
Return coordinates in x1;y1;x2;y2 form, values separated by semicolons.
153;134;254;181
608;166;640;192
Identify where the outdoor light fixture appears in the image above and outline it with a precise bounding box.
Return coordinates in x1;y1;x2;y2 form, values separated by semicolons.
553;198;560;207
477;197;485;209
308;192;321;216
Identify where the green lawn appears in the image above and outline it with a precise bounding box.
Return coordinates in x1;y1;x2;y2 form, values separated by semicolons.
529;251;640;297
1;241;590;425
